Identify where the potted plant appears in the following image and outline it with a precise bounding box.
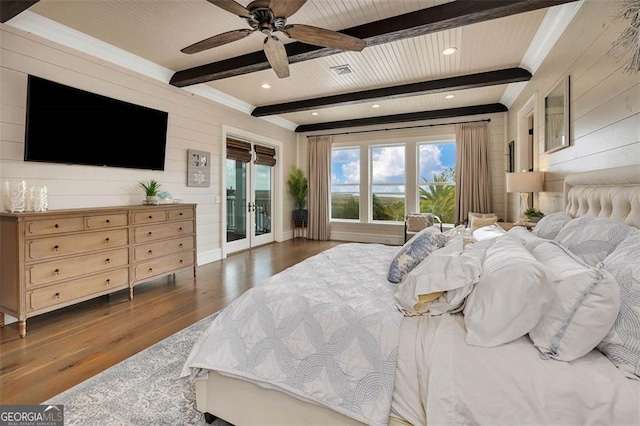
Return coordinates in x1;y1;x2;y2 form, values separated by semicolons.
524;207;544;223
287;166;308;227
140;179;162;204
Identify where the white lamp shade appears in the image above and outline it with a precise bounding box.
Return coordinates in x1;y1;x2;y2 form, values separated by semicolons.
506;171;544;193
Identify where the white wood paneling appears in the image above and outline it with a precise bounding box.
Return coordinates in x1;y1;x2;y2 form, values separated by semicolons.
0;25;297;265
506;0;640;221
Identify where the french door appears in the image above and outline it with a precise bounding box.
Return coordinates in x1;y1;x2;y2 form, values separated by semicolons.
226;142;274;253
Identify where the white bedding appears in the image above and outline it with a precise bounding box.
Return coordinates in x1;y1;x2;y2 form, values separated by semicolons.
425;313;640;426
181;243;403;426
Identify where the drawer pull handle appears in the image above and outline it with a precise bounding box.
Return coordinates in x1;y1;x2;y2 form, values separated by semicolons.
54;292;60;299
54;268;60;275
148;250;153;254
106;219;111;224
106;258;111;263
179;227;183;232
148;231;153;236
105;238;110;243
53;245;59;251
179;259;183;264
179;243;183;248
148;268;153;273
106;279;111;285
179;212;183;216
148;215;153;219
54;224;59;228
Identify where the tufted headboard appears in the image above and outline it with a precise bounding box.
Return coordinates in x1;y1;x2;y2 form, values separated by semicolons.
564;165;640;229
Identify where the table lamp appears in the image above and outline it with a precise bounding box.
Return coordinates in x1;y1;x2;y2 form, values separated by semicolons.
506;171;544;221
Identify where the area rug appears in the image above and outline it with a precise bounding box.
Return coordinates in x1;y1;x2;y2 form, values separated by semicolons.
44;312;231;426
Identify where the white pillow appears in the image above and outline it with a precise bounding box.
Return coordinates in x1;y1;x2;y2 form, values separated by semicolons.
598;229;640;378
463;235;559;347
532;212;572;239
472;224;506;241
529;241;620;361
394;236;483;316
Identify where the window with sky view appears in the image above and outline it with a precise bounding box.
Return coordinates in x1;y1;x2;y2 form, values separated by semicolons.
331;141;456;223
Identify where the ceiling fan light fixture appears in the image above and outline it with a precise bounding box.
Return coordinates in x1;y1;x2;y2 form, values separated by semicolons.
442;47;457;55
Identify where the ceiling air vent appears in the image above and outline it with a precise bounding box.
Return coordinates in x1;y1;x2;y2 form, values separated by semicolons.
330;64;353;75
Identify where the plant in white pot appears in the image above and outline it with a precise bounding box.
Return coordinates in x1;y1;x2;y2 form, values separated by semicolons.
524;207;544;223
287;166;308;227
140;179;162;204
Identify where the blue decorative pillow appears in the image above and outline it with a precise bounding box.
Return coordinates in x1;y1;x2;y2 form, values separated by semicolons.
554;216;633;266
388;227;447;283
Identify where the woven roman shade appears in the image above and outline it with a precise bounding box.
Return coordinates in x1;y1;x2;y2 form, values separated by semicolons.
254;144;276;166
226;138;252;162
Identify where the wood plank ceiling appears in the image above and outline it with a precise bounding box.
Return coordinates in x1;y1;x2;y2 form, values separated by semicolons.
6;0;583;131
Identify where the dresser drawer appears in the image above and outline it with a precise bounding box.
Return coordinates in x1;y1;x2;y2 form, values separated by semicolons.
28;268;129;312
25;217;84;236
26;248;129;288
167;208;194;221
133;220;194;243
85;213;128;230
134;252;194;281
26;229;129;261
133;236;194;262
132;210;167;224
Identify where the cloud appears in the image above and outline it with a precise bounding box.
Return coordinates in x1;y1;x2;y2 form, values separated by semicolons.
332;148;360;183
372;146;405;183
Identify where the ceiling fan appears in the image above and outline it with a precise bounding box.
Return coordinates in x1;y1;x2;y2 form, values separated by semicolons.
181;0;367;78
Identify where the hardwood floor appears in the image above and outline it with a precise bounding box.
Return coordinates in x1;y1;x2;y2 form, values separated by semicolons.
0;239;342;405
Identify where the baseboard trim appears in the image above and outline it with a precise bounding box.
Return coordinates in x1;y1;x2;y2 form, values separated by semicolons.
331;231;402;246
198;249;222;266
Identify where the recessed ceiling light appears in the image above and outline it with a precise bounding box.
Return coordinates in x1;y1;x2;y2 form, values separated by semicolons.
442;47;457;55
372;104;380;108
261;83;271;89
311;112;318;116
445;94;455;99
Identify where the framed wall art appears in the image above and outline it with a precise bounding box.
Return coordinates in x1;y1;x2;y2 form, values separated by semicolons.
187;149;211;187
543;75;570;153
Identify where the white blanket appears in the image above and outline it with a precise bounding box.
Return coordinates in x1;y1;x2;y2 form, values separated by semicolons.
181;243;403;426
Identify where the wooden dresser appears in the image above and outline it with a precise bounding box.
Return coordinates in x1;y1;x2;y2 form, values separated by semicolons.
0;204;197;337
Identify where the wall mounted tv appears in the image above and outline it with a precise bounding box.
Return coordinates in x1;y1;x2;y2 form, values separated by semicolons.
24;75;168;170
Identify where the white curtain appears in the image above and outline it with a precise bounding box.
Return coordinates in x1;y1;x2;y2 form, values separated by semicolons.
307;135;332;240
454;122;492;224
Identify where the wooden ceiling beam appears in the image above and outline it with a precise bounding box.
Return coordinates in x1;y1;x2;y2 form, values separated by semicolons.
252;67;531;116
170;0;579;87
294;103;508;133
1;0;40;23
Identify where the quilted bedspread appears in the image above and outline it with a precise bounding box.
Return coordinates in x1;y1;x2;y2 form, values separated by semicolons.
181;243;403;426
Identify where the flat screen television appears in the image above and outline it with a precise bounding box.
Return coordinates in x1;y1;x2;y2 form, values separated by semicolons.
24;75;168;170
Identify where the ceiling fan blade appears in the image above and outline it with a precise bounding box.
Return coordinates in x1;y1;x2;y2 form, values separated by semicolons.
263;35;290;78
181;29;255;54
284;24;366;52
206;0;251;18
269;0;307;18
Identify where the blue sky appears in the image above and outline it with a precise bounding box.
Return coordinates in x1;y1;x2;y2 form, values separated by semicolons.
331;142;455;188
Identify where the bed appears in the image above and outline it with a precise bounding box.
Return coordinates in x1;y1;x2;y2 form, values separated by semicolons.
181;165;640;426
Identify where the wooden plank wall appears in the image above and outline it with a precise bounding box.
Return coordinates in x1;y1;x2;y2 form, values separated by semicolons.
506;0;640;219
0;25;298;265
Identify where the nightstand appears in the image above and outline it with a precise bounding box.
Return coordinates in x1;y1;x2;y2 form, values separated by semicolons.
499;222;536;232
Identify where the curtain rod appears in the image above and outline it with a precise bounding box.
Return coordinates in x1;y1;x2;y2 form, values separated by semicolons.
306;118;491;138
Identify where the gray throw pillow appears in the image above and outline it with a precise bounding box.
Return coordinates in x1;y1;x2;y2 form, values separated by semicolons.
532;212;572;239
388;227;447;283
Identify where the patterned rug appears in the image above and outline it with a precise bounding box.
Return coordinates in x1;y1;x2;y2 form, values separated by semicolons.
44;312;231;426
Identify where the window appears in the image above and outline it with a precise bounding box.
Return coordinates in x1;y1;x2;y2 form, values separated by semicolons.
330;138;456;225
418;142;456;224
371;146;405;221
331;147;360;220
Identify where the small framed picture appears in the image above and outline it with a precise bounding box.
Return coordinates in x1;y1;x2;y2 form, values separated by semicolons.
187;149;211;187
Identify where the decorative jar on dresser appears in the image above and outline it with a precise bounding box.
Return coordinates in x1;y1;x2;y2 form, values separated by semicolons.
0;204;197;337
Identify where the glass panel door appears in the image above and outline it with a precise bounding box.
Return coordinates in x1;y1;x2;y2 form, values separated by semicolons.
253;164;272;246
226;158;250;252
